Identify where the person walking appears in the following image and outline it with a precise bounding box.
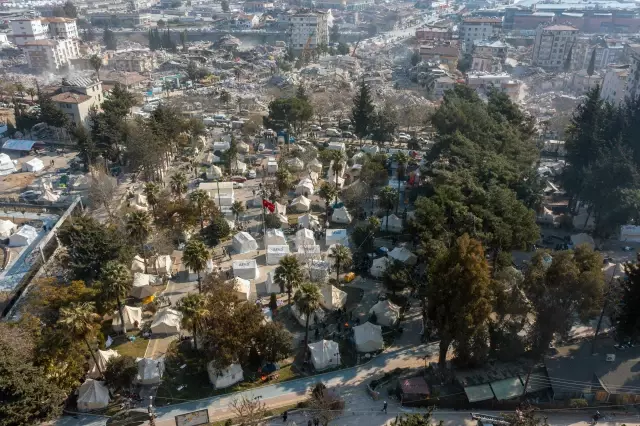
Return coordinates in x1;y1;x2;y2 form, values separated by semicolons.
308;420;312;426
282;410;288;422
382;401;388;414
313;418;319;426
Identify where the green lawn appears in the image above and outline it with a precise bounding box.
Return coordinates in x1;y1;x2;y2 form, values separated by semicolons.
110;333;149;358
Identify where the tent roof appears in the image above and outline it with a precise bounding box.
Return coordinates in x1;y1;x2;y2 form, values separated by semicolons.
229;276;251;292
296;228;314;239
25;157;44;167
292;195;311;207
388;247;417;264
233;231;256;244
3;139;36;151
10;224;37;243
113;305;142;325
326;229;347;238
133;272;151;287
267;245;289;254
490;377;524;401
464;384;495;402
151;308;181;328
78;379;109;405
266;228;285;239
0;219;16;236
232;259;258;269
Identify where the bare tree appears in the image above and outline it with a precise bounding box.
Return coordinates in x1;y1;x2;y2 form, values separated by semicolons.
229;395;267;425
88;166;118;220
308;383;345;426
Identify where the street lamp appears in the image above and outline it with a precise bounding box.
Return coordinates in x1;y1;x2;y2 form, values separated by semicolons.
148;396;156;426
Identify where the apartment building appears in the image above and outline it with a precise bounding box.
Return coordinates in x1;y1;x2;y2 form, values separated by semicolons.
532;24;579;69
419;44;460;71
602;64;630;105
466;72;521;101
570;37;624;71
23;38;79;70
415;26;453;42
110;50;156;73
51;77;104;127
460;17;502;53
286;11;329;52
45;17;78;39
10;18;49;48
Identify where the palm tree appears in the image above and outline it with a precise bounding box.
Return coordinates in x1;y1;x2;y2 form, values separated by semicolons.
14;82;24;97
143;182;160;217
126;211;152;273
170;172;188;198
25;87;36;102
274;255;304;304
231;200;245;222
58;302;102;375
189;189;213;230
379;186;398;232
328;244;352;284
100;261;132;334
331;151;346;189
183;238;209;293
89;54;103;81
294;282;322;346
318;183;337;222
393;152;409;214
176;293;209;350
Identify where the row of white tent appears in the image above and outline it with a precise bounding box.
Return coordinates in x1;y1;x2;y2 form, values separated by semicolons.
131;254;173;276
0;220;38;246
369;248;418;278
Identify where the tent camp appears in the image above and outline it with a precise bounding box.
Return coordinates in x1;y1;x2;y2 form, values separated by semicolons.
130;272;156;299
571;233;595;249
23;158;44;172
206;165;223;180
298;213;320;230
381;214;403;233
286;157;304;172
112;305;142;332
8;224;37;247
88;349;119;378
0;219;16;238
0;153;16;175
228;277;251;301
353;322;384;352
275;202;287;215
207;362;244;389
264;228;287;246
291;195;311;212
265;270;280;294
309;260;330;282
232;259;259;280
370;257;391;278
77;379;110;412
136;357;165;385
150;308;182;335
325;229;348;246
308;158;323;173
331;207;352;224
369;300;401;327
388;247;417;265
267;245;290;265
232;231;259;254
291;304;325;327
295;228;316;249
296;178;315;196
296;244;321;261
321;285;347;310
308;340;340;370
131;255;146;273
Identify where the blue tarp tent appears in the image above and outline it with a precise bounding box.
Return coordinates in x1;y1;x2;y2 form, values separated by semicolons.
2;139;36;151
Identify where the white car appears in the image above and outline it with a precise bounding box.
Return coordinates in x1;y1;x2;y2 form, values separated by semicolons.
247;169;256;179
325;128;341;137
233;182;244;189
258;143;265;151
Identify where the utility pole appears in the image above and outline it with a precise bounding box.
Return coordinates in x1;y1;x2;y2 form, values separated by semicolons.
148;396;156;426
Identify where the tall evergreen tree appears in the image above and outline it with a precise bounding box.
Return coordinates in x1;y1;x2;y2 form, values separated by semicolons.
103;27;117;50
350;79;375;141
615;258;640;339
587;48;596;84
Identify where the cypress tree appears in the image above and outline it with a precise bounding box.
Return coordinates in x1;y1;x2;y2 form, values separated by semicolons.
350;79;375;141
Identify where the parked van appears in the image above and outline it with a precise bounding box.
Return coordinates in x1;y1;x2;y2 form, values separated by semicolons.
325;128;341;137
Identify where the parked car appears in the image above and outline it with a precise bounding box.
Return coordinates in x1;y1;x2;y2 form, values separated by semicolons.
19;190;41;200
233;182;244;189
325;128;341;137
247;169;256;179
258;143;265;151
230;175;247;183
342;131;355;138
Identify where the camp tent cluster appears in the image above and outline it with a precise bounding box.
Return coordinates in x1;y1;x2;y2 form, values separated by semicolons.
308;339;340;370
207;362;244;389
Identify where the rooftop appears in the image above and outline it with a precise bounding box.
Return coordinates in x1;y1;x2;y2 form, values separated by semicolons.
50;92;91;104
543;24;579;31
420;45;460;56
23;39;56;47
463;17;502;23
62;77;99;88
43;17;75;23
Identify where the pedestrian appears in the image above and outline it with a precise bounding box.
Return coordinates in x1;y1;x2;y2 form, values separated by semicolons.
382;401;387;414
314;418;319;426
282;410;288;422
308;420;312;426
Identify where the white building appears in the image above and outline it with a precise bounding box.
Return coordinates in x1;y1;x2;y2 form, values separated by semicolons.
466;72;521;101
23;38;79;71
45;17;78;39
532;25;579;70
51;77;103;127
10;18;49;48
460;17;502;53
601;65;629;105
287;11;329;53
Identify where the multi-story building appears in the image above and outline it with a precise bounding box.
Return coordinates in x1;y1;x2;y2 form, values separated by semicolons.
471;54;502;73
466;72;521;101
570;37;624;71
434;76;455;98
415;26;453;42
109;50;156;73
50;77;104;127
313;0;374;10
45;17;78;39
23;38;79;70
419;44;460;70
602;65;630;105
88;12;148;27
10;18;49;48
286;11;329;53
473;39;508;62
532;24;579;70
460;17;502;53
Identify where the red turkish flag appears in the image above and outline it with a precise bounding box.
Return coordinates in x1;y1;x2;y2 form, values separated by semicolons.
262;199;275;213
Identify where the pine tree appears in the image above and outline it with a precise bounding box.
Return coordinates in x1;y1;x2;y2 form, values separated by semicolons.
587;48;596;85
350;79;375;141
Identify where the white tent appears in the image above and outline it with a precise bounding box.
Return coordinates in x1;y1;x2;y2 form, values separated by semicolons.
308;158;323;173
325;229;348;246
23;157;44;172
207;362;244;389
8;224;37;247
232;231;258;254
71;174;90;190
286;157;305;172
131;255;146;273
151;308;182;335
77;379;110;412
232;259;259;280
112;305;142;332
265;270;280;294
39;189;60;202
206;165;223;179
331;207;351;224
296;178;315;196
291;195;311;212
276;213;289;228
370;257;391;278
297;245;321;261
321;285;347;310
380;214;403;233
291;304;325;327
136;357;165;385
275;202;287;215
308;340;340;371
236;141;250;153
571;233;595;249
309;171;320;184
88;349;119;378
0;153;16;175
213;141;230;152
265;228;287;246
267;245;290;265
130;272;155;299
0;219;16;238
298;213;320;230
309;260;330;282
295;228;316;249
231;160;247;174
369;300;401;327
388;247;417;265
353;322;384;352
228;276;251;301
